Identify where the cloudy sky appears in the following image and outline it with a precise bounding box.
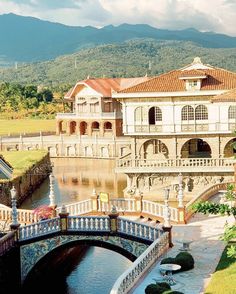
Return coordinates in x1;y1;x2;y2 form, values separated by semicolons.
0;0;236;36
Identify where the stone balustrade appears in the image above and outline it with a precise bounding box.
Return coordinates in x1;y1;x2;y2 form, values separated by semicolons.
18;218;60;241
56;199;93;215
110;232;169;294
0;206;38;224
0;231;16;256
118;218;163;241
68;216;110;232
116;157;235;173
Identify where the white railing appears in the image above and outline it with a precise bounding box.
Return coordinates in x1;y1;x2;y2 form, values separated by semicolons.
142;200;178;222
56;112;122;119
110;232;169;294
56;199;93;215
99;198;136;213
117;218;163;241
68;216;110;232
0;207;38;224
116;157;236;169
19;218;60;241
0;231;16;256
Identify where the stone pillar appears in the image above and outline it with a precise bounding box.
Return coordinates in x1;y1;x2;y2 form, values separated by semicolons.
162;187;173;247
178;207;186;224
108;206;119;234
59;205;69;232
135;191;143;213
91;189;98;212
10;186;20;239
177;173;184;208
49;173;57;217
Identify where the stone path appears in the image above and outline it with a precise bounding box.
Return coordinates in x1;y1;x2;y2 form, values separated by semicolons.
130;209;235;293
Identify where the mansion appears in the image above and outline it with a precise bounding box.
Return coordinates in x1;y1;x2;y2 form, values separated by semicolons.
56;57;236;200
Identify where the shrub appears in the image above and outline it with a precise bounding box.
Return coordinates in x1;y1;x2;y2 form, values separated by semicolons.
162;291;184;294
160;257;176;265
175;252;194;271
145;282;171;294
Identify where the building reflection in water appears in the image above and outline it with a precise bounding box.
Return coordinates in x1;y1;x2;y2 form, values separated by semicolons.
21;158;127;209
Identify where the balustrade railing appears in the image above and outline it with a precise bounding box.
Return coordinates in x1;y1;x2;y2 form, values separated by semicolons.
116;157;235;169
110;232;169;294
56;199;93;215
0;207;38;224
142;200;178;222
0;231;16;256
117;218;163;242
99;198;136;213
19;218;60;241
68;216;110;232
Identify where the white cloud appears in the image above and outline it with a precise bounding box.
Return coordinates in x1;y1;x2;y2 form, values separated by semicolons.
0;0;236;35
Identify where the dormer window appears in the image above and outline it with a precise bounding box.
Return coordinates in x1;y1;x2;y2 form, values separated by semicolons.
188;80;198;90
179;65;207;91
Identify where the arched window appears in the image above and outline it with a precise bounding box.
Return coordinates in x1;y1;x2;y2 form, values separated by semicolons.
148;107;162;124
195;105;208;120
181;105;194;120
92;121;99;129
228;106;236;119
104;121;112;130
135;107;143;124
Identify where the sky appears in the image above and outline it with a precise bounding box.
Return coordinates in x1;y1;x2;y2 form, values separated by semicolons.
0;0;236;36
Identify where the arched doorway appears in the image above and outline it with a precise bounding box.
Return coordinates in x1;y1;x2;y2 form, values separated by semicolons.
140;139;169;159
181;138;211;158
92;121;99;130
224;138;236;157
69;121;76;134
104;121;112;130
80;121;88;135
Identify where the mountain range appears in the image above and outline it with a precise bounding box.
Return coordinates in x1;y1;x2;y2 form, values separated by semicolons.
1;13;236;65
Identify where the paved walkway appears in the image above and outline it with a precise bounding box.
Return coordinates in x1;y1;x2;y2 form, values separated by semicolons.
131;208;235;293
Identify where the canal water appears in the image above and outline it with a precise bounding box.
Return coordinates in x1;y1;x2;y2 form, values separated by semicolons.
21;158;131;294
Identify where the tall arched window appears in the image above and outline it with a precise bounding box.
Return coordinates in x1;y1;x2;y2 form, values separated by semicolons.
195;105;208;120
135;107;147;124
149;107;162;124
228;106;236;119
181;105;194;120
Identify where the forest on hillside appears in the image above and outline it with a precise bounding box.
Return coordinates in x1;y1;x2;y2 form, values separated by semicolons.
1;39;236;85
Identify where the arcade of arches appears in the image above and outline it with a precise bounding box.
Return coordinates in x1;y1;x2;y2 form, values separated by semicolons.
56;119;123;137
136;137;236;159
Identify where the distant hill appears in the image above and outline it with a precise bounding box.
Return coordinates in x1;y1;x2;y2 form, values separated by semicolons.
1;13;236;65
0;39;236;85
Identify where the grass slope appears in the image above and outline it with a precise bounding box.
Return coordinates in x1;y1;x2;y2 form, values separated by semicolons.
1;150;48;177
0;119;56;136
204;245;236;294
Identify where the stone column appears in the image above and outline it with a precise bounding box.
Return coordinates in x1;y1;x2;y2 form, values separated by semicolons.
59;205;69;232
177;173;186;224
49;173;57;217
108;206;119;234
91;189;98;212
134;191;143;213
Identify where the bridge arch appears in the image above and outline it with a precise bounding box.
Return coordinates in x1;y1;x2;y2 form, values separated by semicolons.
20;234;147;282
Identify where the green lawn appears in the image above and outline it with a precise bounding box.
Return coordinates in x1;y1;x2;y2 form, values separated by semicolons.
0;119;56;136
1;150;48;177
205;245;236;294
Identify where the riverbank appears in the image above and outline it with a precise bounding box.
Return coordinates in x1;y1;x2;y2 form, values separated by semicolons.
0;150;51;206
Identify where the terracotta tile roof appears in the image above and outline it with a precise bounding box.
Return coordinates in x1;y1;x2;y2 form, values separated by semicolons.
65;77;150;99
179;69;207;78
211;88;236;102
119;67;236;93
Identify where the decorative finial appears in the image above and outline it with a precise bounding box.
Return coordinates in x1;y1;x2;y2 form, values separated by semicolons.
192;57;202;64
61;204;67;214
49;173;55;207
111;205;118;214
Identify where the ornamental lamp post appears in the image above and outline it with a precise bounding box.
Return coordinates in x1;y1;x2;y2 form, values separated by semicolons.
177;173;184;208
10;186;20;229
163;187;171;228
49;173;56;207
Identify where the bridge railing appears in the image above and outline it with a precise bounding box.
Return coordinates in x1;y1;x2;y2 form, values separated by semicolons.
19;218;60;241
118;218;163;242
56;199;93;215
0;206;38;224
110;232;169;294
142;200;179;222
0;231;16;256
68;216;110;232
185;181;233;221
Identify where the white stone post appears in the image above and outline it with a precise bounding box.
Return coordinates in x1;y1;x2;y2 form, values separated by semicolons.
49;173;56;207
11;186;19;226
177;173;184;208
163;187;171;228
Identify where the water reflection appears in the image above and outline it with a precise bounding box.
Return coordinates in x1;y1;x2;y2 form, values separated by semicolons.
21;158;127;209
